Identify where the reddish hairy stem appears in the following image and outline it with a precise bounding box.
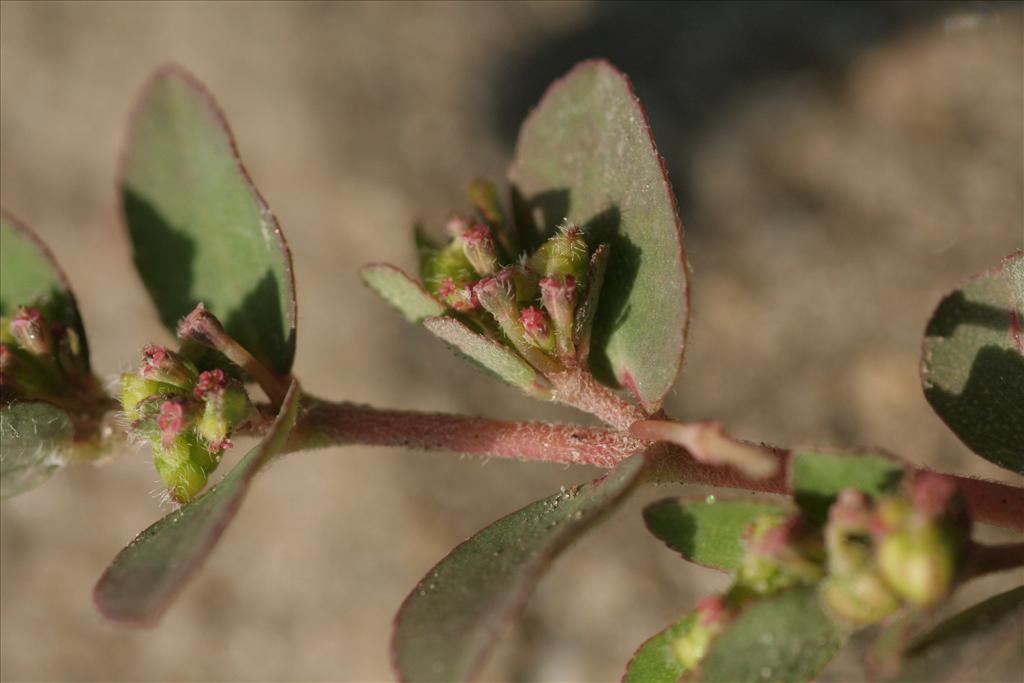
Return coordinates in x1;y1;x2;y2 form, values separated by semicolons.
250;398;1024;532
967;542;1024;580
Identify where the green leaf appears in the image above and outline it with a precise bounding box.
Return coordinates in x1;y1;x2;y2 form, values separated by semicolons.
392;454;646;682
921;251;1024;474
0;211;89;366
93;380;300;625
422;316;549;398
121;66;296;375
509;60;689;411
688;587;847;683
0;401;73;499
644;498;788;571
624;613;699;683
790;450;904;526
891;586;1024;682
360;263;446;324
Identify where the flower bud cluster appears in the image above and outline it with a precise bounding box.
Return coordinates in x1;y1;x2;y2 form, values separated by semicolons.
121;345;252;504
421;217;595;369
1;305;90;403
672;474;969;672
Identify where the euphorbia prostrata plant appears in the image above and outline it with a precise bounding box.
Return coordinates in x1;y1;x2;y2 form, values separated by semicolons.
1;61;1021;682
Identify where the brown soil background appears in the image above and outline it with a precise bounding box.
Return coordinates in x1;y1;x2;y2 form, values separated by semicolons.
1;2;1022;681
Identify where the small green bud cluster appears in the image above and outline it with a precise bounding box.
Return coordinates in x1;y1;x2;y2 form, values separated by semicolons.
121;345;252;504
420;208;599;370
1;305;90;403
820;474;966;624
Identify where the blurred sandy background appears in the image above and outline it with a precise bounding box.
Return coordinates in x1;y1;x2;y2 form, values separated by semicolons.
1;2;1022;681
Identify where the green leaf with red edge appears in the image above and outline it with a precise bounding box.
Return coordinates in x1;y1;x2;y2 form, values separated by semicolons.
789;450;904;526
422;315;549;398
93;380;300;625
121;65;297;375
509;60;689;411
1;211;89;367
0;401;73;500
624;612;700;683
360;263;446;324
391;454;646;682
644;498;788;572
880;585;1024;682
921;251;1024;474
686;587;847;683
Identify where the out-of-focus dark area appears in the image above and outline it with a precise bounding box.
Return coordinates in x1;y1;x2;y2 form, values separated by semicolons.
1;2;1021;681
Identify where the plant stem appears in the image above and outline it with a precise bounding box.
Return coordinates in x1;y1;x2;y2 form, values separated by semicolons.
246;397;1024;533
966;542;1024;580
547;367;646;431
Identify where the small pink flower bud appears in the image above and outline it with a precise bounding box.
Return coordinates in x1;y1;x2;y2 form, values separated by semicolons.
540;276;576;357
157;399;188;448
475;276;518;322
461;224;499;277
520;306;554;352
438;277;479;311
9;307;51;356
911;472;959;521
193;368;228;400
141;344;198;389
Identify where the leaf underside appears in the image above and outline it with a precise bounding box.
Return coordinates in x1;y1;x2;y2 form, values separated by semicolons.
790;450;904;526
644;497;788;571
509;59;689;411
921;250;1024;474
422;315;544;396
93;380;300;625
0;211;89;366
121;65;296;374
360;263;445;324
688;587;846;683
0;401;73;500
392;454;646;682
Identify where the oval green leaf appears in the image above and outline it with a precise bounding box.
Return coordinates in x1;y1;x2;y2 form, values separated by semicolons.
392;454;646;682
360;263;446;324
509;60;689;411
921;251;1024;474
0;401;73;499
121;66;296;375
422;315;549;398
624;612;700;683
644;498;788;572
0;211;89;367
93;380;300;625
790;450;904;526
688;587;847;683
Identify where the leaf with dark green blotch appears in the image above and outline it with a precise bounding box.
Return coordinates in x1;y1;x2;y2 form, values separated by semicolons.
688;587;847;683
921;251;1024;474
121;65;296;375
360;263;446;324
0;401;73;499
423;316;549;398
509;60;689;412
890;586;1024;682
0;211;89;367
790;450;904;526
624;612;699;683
392;454;646;683
644;498;788;572
93;380;300;625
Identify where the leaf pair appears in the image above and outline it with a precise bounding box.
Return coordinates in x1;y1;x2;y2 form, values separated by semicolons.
364;60;690;413
92;66;300;624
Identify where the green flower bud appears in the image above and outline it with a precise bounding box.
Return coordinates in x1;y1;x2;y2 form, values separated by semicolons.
820;571;901;625
460;224;499;277
422;241;476;300
194;369;252;452
739;513;825;595
153;435;211;504
528;223;589;287
140;344;198;389
120;373;166;421
672;596;727;671
877;524;959;607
